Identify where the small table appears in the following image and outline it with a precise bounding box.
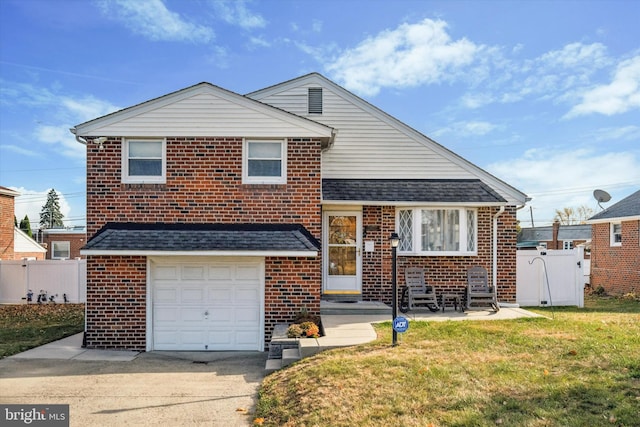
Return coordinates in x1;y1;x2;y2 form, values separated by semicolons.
440;294;462;312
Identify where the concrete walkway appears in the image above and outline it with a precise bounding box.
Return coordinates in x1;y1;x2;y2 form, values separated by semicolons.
7;307;542;362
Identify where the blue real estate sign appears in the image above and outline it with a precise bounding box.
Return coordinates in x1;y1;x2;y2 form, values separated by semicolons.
392;316;409;333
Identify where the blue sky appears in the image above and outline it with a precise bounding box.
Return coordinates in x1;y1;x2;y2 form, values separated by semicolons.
1;0;639;229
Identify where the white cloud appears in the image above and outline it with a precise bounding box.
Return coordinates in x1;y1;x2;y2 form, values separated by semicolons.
487;148;640;225
592;125;640;141
433;120;497;138
210;0;266;30
2;81;120;159
565;55;640;117
326;18;480;96
0;144;40;157
11;187;72;228
97;0;214;43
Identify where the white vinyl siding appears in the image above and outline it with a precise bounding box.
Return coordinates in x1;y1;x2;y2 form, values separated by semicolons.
80;91;331;139
251;83;476;180
397;208;477;256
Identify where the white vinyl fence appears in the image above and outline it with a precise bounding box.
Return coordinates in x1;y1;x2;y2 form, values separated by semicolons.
516;248;586;308
0;259;86;304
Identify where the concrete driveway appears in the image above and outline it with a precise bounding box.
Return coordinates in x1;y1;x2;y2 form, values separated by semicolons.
0;337;267;427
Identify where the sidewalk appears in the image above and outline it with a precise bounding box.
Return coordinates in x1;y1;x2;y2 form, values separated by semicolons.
7;333;139;361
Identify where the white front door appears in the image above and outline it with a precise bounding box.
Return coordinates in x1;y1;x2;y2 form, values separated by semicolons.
323;211;362;295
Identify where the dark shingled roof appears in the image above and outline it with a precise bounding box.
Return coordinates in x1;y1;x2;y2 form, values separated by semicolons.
589;189;640;221
322;179;506;203
83;223;320;252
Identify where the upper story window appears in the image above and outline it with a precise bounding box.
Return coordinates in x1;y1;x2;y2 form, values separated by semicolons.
52;241;70;259
122;139;166;184
243;139;287;184
308;88;322;114
610;222;622;246
397;208;477;255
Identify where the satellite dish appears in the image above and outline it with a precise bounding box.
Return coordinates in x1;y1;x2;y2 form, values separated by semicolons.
593;189;611;210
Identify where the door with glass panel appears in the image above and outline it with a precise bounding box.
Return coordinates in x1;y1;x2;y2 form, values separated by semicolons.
323;211;362;295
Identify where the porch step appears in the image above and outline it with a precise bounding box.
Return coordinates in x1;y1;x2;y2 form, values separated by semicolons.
281;348;301;367
265;358;282;374
320;300;392;316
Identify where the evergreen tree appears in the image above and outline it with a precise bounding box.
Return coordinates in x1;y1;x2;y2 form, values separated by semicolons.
39;189;64;229
19;215;33;238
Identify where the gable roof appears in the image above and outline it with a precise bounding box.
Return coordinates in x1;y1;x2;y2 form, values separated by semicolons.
322;179;506;205
82;223;320;257
14;227;46;254
588;189;640;223
71;82;334;142
0;186;20;197
247;73;529;206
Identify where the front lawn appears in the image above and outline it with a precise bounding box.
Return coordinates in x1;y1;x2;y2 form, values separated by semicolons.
256;296;640;426
0;303;84;358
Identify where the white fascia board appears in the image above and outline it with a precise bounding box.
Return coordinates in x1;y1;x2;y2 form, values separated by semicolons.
72;83;333;138
81;249;318;257
586;215;640;224
321;200;508;207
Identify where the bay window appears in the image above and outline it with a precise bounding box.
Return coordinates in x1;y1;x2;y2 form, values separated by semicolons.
397;208;477;255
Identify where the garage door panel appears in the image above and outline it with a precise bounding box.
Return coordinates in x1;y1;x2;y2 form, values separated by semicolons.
181;287;206;303
155;288;178;303
208;266;232;280
182;265;206;280
154;266;178;280
155;307;179;322
236;265;260;280
208;288;232;303
152;258;263;351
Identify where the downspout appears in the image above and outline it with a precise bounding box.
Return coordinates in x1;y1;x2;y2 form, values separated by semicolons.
493;205;505;304
70;128;88;146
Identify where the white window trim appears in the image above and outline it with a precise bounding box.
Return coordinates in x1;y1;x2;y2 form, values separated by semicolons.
242;138;287;184
121;138;167;184
396;207;478;256
610;222;622;247
52;241;70;259
562;241;573;250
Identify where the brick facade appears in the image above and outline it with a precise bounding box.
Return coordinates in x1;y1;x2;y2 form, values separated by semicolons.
0;192;15;260
42;231;86;259
85;137;323;350
361;206;518;306
590;221;640;295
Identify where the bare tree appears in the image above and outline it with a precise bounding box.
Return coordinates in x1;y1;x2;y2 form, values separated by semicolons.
553;205;594;225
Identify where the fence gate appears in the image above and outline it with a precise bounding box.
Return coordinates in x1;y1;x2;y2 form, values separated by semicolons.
516;248;585;307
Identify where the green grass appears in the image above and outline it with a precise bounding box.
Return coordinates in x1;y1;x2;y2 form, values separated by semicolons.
0;304;85;358
256;296;640;426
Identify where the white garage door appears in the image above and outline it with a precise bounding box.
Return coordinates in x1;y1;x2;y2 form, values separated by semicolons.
151;257;264;351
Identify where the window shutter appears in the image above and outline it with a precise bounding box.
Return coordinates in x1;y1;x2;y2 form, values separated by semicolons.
308;88;322;114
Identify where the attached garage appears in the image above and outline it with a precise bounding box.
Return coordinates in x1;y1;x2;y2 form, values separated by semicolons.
81;223;320;351
150;257;264;351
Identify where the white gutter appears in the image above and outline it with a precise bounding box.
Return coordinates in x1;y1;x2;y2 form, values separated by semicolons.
493;205;505;298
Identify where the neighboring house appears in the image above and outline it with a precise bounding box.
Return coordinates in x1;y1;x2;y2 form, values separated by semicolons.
38;227;87;259
0;186;20;260
0;186;46;260
518;222;591;252
14;227;46;260
71;73;528;352
587;189;640;295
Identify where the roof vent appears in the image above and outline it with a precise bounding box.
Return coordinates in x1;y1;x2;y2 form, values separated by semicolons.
308;87;322;114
